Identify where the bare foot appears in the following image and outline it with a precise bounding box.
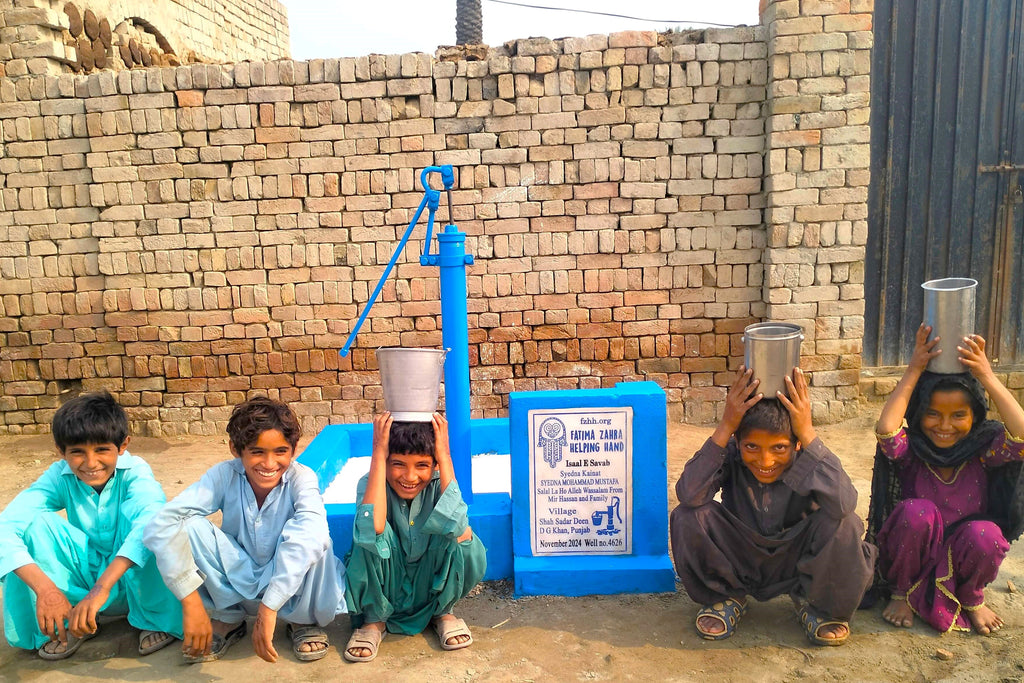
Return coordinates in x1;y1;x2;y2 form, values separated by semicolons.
289;623;327;654
883;597;914;628
696;614;726;636
40;639;70;656
346;621;385;659
434;613;470;647
815;621;849;641
966;604;1003;635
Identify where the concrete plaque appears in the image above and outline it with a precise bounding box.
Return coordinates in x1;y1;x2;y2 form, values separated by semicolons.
528;406;632;555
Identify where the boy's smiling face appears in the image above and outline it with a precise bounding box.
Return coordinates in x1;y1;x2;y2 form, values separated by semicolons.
61;439;128;491
386;452;435;500
738;428;797;484
232;428;295;499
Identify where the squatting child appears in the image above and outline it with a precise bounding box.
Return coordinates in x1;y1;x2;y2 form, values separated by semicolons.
868;325;1024;634
0;392;181;660
670;368;877;645
143;397;347;663
343;412;487;662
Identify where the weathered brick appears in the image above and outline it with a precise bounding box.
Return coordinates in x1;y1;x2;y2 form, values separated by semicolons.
0;9;871;432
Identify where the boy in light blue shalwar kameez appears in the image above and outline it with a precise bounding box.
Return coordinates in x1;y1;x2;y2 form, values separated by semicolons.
144;397;346;664
0;392;181;660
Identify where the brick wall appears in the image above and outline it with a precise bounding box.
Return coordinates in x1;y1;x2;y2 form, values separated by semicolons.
0;0;874;437
0;0;289;78
762;0;873;421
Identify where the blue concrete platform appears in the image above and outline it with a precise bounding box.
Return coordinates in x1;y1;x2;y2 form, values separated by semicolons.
300;383;676;597
299;417;514;581
509;382;676;597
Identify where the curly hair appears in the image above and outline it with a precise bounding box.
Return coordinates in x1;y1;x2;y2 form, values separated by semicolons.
226;396;301;454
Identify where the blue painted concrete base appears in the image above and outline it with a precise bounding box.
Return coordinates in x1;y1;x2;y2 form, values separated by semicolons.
323;493;512;581
514;555;676;597
509;382;676;598
301;418;513;582
301;386;677;596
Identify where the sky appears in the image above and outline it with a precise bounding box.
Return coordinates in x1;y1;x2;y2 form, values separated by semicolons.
279;1;761;61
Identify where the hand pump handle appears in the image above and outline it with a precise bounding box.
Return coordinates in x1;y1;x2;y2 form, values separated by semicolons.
339;166;455;357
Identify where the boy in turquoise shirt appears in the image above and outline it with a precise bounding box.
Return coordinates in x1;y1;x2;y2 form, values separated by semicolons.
0;392;181;659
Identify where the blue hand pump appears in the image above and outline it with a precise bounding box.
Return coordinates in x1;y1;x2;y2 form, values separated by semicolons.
340;166;475;502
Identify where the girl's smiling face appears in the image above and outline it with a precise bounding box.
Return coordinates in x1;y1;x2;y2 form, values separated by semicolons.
921;388;974;448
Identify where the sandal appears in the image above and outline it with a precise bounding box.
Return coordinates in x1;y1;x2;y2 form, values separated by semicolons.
796;602;849;646
287;623;330;662
138;630;175;656
433;615;473;651
695;597;748;640
183;621;246;663
343;625;385;663
37;630;98;661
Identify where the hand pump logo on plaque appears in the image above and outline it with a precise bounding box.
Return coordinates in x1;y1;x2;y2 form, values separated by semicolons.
528;407;632;555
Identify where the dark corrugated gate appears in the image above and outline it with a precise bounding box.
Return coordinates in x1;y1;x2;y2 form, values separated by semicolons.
866;0;1024;367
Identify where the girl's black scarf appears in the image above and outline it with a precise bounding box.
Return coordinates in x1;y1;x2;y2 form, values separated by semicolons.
861;372;1024;608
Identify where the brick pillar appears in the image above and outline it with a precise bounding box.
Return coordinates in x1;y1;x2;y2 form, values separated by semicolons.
761;0;873;421
0;0;72;77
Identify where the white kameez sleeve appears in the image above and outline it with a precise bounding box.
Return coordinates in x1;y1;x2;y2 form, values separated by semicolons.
143;464;228;600
261;466;331;611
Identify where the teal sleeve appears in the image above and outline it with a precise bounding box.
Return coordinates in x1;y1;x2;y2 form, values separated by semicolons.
421;479;469;539
352;503;392;558
352;475;392;557
115;457;167;568
0;463;66;578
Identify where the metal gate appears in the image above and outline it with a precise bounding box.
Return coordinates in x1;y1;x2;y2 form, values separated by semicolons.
865;0;1024;367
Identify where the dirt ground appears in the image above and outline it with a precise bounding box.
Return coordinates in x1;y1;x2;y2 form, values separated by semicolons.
0;405;1022;683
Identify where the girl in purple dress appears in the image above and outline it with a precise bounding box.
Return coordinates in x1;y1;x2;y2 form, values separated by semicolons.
866;324;1024;634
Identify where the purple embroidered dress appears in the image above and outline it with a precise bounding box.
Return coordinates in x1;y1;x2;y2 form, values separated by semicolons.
876;426;1024;632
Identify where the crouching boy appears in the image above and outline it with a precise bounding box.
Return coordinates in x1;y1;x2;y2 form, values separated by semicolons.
343;412;487;662
0;392;181;659
670;368;876;646
144;397;346;663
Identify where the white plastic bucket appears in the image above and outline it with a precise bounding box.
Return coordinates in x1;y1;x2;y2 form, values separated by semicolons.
742;322;804;398
922;277;977;374
376;347;447;421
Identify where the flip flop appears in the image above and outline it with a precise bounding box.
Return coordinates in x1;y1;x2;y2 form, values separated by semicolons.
138;630;176;656
433;615;473;651
183;621;247;663
286;623;330;662
37;630;98;661
343;625;385;663
796;602;849;646
695;597;748;640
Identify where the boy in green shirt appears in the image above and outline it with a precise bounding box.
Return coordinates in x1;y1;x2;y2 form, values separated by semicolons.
343;412;487;662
